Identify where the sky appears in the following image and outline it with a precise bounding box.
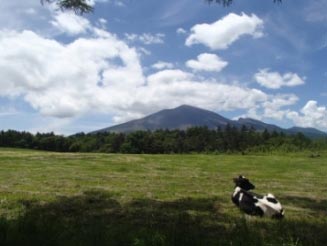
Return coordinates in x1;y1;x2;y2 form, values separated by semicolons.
0;0;326;135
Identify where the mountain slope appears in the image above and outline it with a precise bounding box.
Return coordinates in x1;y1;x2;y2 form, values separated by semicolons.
286;127;327;139
237;118;282;132
94;105;234;133
92;105;327;138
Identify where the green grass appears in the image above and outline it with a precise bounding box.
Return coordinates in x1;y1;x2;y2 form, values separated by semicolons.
0;148;326;245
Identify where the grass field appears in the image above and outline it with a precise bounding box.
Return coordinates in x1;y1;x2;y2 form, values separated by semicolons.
0;148;326;245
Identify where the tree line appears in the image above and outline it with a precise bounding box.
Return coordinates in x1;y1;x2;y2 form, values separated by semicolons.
1;125;326;154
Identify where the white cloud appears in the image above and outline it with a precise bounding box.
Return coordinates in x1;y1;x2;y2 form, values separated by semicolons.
138;69;268;123
124;33;137;41
7;13;319;132
185;13;263;50
176;28;187;34
50;11;91;35
262;94;298;120
137;47;151;56
0;28;270;124
125;33;165;45
85;0;110;6
185;53;228;72
29;117;74;135
113;0;126;7
0;0;49;31
238;96;327;131
138;33;165;45
92;0;125;7
287;101;327;130
147;69;194;85
152;61;174;70
99;18;107;24
97;18;108;29
254;69;305;89
243;108;263;121
237;93;299;122
0;29;144;118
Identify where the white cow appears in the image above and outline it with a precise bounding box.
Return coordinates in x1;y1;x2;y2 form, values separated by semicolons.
232;175;284;219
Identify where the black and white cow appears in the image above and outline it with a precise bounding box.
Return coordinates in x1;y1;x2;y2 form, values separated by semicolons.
232;175;284;219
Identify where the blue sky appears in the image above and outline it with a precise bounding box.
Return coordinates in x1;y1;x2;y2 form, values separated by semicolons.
0;0;326;134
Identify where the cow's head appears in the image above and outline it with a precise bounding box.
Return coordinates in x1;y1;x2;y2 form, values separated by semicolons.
233;175;255;190
272;208;284;219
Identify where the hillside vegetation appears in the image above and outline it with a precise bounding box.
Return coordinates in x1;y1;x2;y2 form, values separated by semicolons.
0;148;326;245
1;126;327;154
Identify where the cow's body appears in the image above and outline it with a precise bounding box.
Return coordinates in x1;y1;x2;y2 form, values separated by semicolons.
232;176;284;219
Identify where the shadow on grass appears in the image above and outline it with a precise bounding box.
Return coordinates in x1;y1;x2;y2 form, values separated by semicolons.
280;195;327;215
0;190;326;246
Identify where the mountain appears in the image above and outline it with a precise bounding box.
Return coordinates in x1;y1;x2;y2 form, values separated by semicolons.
236;119;327;139
237;118;282;132
92;105;327;138
286;127;327;139
94;105;234;133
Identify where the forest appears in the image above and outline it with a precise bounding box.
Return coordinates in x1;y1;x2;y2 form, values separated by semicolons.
1;125;326;154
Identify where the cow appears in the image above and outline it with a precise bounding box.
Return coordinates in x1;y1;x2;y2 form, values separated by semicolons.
232;175;284;219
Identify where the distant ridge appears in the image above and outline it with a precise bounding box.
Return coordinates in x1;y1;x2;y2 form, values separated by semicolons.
237;118;282;132
92;105;327;139
94;105;234;133
286;127;327;139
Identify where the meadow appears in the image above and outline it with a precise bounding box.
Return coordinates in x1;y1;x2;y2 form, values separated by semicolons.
0;148;326;245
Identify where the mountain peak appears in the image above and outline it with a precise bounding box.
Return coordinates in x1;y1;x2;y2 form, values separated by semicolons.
172;104;210;112
91;105;327;138
93;105;232;133
175;104;194;109
238;117;261;123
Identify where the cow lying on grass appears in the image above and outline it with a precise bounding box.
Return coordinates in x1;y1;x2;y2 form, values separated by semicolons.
232;175;284;219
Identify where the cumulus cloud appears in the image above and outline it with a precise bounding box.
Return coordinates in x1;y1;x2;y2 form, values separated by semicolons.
237;93;298;121
262;94;298;120
152;61;174;70
185;53;228;72
50;11;91;35
147;69;194;85
4;22;320;131
254;69;305;89
0;29;144;118
96;18;108;29
176;28;187;34
185;13;263;50
4;0;325;134
0;28;272;123
129;69;268;124
137;47;151;56
146;70;267;111
125;33;165;45
0;0;50;31
287;101;327;129
108;0;126;7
